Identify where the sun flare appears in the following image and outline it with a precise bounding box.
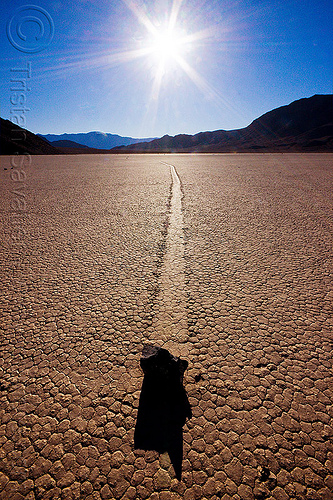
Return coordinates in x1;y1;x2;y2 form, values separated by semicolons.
150;29;183;63
117;0;225;127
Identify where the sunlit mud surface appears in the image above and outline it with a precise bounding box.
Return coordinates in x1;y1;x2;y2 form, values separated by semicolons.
1;153;332;500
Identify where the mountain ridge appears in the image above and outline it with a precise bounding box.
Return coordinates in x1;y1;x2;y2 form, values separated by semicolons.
1;95;332;155
0;118;60;156
50;139;89;149
39;131;157;149
112;94;333;153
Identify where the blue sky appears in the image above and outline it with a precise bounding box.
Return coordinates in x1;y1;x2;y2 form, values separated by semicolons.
1;0;332;137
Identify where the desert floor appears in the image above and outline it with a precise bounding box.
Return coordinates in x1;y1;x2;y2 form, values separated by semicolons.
0;153;332;500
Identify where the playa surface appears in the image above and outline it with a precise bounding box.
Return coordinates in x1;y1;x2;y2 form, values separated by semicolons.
0;153;332;500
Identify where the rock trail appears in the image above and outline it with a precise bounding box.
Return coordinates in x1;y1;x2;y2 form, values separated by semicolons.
148;162;189;357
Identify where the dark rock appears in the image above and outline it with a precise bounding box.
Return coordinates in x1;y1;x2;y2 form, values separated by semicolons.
134;344;192;480
258;466;270;481
258;466;277;490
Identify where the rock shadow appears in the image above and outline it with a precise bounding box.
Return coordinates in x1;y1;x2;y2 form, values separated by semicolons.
134;344;192;480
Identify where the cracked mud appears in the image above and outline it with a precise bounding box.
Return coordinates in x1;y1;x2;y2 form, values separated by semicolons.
0;153;332;500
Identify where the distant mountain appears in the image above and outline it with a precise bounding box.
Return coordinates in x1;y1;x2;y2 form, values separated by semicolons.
0;118;59;155
50;139;89;148
0;119;106;155
2;95;332;156
113;95;333;152
0;120;126;155
39;131;156;149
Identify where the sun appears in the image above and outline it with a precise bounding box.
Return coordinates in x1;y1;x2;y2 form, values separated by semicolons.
119;0;222;113
150;28;183;63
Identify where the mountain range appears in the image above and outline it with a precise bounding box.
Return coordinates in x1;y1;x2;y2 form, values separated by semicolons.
1;94;332;156
112;95;333;153
39;131;157;149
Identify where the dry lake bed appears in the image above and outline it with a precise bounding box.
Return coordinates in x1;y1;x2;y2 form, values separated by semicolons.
0;153;332;500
